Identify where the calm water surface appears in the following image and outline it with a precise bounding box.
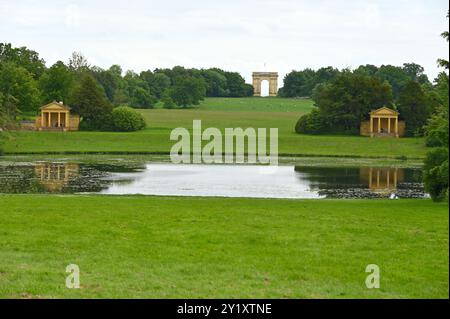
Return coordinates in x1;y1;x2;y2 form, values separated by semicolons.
0;160;425;199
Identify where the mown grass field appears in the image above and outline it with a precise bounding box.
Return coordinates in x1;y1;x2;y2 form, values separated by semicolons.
0;195;447;298
3;97;427;158
177;96;315;112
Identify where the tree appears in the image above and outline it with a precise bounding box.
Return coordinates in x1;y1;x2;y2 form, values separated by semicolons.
140;70;171;99
437;11;449;70
201;69;229;97
123;70;156;108
0;62;40;113
169;76;206;107
374;65;410;99
0;92;19;129
161;89;175;109
223;71;248;97
354;64;379;77
38;61;75;104
314;66;340;84
307;72;393;133
130;87;156;108
423;148;449;201
396;80;431;136
70;74;112;130
423;11;449;202
92;67;118;103
68;51;91;73
0;43;46;78
402;63;430;84
279;69;316;97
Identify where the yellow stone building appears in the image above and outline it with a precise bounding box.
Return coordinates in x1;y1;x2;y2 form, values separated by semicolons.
360;106;405;138
35;101;80;131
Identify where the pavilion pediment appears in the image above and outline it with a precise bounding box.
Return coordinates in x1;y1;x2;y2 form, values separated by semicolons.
369;106;399;116
40;101;71;111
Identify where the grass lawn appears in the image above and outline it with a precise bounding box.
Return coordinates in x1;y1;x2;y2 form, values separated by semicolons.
0;195;447;298
187;97;314;112
2;97;427;158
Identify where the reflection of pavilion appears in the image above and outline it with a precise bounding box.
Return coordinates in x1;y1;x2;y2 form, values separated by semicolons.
360;167;404;194
35;163;79;192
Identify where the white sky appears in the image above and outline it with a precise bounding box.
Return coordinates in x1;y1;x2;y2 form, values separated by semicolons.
1;0;448;85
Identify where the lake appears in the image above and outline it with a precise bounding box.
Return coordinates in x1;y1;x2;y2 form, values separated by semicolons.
0;159;426;199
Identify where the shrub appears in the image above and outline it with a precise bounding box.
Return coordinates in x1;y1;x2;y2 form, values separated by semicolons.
295;109;326;134
79;113;114;131
423;147;449;202
111;106;146;132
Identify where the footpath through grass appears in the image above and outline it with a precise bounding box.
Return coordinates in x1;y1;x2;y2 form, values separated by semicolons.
0;195;447;298
2;97;427;158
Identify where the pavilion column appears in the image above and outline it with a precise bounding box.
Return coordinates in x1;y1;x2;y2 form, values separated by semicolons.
369;116;373;136
388;117;391;134
66;111;70;130
58;112;61;128
377;117;381;133
394;168;398;187
387;170;390;188
41;111;45;128
47;112;51;127
376;169;380;188
395;117;399;137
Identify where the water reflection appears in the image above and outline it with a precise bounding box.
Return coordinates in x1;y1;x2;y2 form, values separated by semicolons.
35;163;79;192
0;161;426;199
0;162;144;194
294;166;424;198
360;167;402;194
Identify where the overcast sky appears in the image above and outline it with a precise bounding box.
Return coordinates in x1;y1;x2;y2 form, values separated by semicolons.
1;0;448;85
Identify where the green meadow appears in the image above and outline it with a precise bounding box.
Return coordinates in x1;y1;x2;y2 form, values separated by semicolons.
2;97;427;158
0;195;447;299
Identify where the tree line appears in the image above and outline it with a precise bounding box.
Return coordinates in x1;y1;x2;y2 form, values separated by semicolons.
0;43;253;129
280;63;431;99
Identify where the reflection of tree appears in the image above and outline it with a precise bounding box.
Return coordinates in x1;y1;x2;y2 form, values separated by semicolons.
294;166;364;189
294;166;424;198
63;163;145;193
0;165;46;193
0;162;146;194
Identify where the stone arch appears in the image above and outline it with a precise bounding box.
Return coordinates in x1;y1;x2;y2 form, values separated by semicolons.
252;72;278;97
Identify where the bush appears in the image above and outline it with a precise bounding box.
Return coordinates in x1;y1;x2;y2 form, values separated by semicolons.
79;113;114;131
111;106;146;132
295;109;326;134
423;147;449;202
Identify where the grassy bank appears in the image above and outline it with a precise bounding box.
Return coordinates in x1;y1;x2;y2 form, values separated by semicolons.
3;97;427;158
0;195;447;298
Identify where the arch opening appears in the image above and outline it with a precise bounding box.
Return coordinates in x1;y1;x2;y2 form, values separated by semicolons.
260;80;269;97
